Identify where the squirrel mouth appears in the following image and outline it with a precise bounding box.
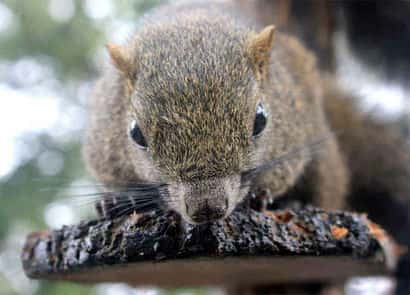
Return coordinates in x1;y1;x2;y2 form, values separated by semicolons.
185;198;229;224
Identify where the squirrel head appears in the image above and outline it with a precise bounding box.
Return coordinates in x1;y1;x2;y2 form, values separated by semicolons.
106;23;286;224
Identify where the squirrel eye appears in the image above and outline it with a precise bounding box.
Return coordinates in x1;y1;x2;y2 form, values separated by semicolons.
252;102;267;138
130;120;148;149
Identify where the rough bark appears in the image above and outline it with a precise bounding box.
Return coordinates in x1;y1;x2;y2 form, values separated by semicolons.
21;205;401;287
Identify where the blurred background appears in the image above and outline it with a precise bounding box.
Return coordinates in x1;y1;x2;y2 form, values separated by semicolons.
0;0;409;294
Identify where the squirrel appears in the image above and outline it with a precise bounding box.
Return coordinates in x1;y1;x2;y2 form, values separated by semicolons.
83;1;410;226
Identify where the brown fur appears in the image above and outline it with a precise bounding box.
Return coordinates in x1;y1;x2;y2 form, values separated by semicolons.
83;1;350;223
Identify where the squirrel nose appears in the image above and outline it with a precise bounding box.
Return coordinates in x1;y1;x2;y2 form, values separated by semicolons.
188;199;227;223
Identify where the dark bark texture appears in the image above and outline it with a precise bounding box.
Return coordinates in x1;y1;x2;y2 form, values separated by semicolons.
21;206;401;287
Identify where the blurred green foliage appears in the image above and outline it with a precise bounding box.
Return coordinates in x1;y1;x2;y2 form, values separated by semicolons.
1;0;101;78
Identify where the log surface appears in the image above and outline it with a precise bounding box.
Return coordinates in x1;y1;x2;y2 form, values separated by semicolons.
21;206;397;287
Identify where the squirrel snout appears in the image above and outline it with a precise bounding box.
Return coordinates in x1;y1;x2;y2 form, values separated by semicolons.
185;198;228;224
168;176;242;224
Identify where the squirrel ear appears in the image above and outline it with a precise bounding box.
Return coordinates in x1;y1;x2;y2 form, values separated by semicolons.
248;25;276;78
106;43;133;78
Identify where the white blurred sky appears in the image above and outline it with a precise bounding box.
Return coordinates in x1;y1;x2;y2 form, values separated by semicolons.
335;30;409;117
0;81;86;179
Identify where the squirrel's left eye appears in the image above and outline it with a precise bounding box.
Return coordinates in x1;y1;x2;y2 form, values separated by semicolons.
252;102;267;137
130;120;148;149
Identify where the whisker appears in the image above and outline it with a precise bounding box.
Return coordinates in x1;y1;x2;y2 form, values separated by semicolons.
56;182;167;214
69;195;161;207
241;134;333;185
57;182;166;200
31;177;158;185
70;192;161;201
66;190;160;199
39;186;128;193
37;180;165;193
69;199;104;208
105;199;160;218
88;184;168;218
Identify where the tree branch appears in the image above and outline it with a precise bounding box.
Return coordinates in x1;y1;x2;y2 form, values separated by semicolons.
21;206;401;287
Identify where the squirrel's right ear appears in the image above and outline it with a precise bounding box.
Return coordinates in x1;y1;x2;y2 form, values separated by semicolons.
248;25;276;79
106;43;134;79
